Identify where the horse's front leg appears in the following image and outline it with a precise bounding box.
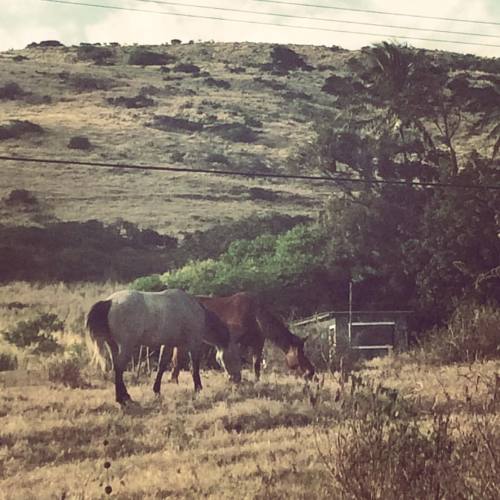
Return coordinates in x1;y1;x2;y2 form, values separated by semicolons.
189;348;203;392
252;341;265;381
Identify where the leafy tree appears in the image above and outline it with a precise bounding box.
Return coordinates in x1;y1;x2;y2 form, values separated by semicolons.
404;156;500;322
303;42;499;326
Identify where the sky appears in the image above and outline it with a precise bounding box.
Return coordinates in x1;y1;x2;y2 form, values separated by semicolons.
0;0;499;57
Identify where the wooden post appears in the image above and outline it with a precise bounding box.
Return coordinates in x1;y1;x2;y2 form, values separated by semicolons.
348;281;353;346
135;345;144;382
146;346;151;375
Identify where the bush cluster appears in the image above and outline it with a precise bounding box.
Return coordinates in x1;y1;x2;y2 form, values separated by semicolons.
147;115;203;133
77;45;115;65
107;95;155;108
145;225;327;300
128;49;175;66
0;82;25;100
419;304;500;363
208;123;258;143
61;73;118;92
46;355;87;388
173;63;200;74
0;220;177;282
4;189;38;206
0;120;43;140
2;313;63;354
68;136;92;150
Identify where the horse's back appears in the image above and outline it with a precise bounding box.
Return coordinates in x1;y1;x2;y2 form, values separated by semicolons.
198;292;261;343
107;289;205;347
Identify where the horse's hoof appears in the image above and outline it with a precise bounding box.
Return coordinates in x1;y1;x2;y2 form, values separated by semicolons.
121;399;138;409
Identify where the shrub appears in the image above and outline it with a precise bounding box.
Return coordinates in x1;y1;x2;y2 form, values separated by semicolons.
318;389;500;499
46;355;87;388
321;75;365;96
206;153;229;165
0;351;18;371
130;274;166;292
420;304;500;363
161;224;327;297
0;82;25;100
248;187;278;201
253;77;286;91
107;95;155;108
77;45;115;65
171;39;182;45
244;116;263;129
3;313;63;354
128;49;175;66
4;189;38;206
227;66;246;74
148;115;204;133
27;40;64;48
68;136;92;150
66;74;118;92
267;45;314;73
170;151;185;162
0;120;43;140
203;77;231;89
173;63;200;74
208;123;258;143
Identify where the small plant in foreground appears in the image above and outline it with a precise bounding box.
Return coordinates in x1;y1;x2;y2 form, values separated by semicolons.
0;351;18;371
46;355;87;388
316;373;500;499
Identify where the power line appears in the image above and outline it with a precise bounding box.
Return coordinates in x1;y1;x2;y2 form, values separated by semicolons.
40;0;500;48
2;155;499;191
254;0;500;27
133;0;500;39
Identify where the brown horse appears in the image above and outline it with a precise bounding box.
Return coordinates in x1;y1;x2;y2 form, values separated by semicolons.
155;292;314;389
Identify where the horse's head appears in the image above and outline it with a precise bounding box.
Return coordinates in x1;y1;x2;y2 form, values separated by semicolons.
285;335;315;380
216;340;242;383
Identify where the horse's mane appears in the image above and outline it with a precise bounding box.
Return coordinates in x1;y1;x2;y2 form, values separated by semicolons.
255;303;301;352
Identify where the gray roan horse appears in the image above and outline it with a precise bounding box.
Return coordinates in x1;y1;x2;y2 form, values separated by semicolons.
86;289;241;405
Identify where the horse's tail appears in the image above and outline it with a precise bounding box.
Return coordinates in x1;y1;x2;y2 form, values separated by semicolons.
86;300;113;371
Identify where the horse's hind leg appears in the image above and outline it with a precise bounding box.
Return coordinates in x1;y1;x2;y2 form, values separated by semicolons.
189;348;203;392
153;345;170;395
113;348;132;405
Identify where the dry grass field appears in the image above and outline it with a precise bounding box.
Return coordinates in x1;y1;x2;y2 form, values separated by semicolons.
0;356;498;499
0;283;499;499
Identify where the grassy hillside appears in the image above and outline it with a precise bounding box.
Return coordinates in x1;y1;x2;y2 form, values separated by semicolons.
1;41;497;236
0;42;344;234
